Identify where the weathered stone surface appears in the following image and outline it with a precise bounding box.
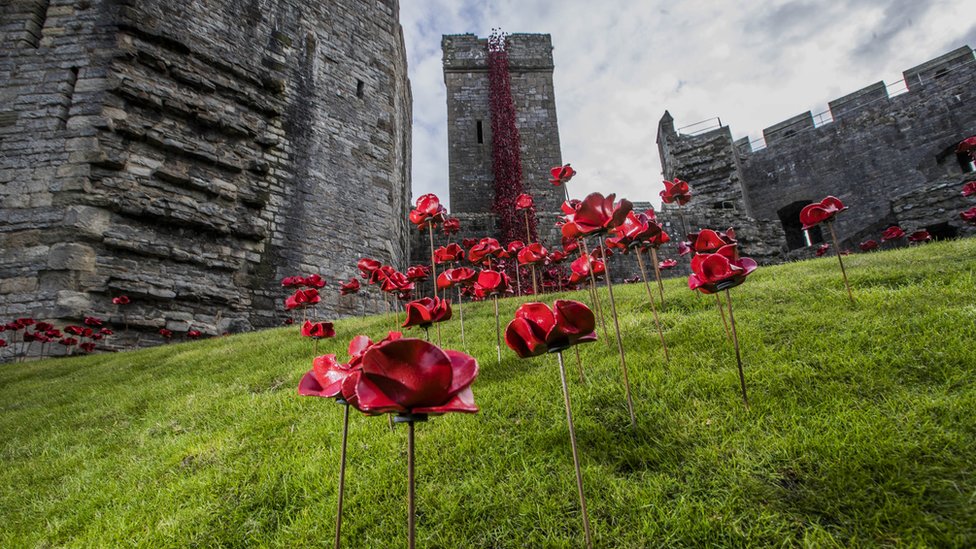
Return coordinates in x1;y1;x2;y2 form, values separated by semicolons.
1;0;412;347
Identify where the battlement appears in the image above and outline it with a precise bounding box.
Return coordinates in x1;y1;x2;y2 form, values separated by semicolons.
442;33;554;73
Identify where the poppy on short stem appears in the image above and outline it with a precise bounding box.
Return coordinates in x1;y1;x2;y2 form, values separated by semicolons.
504;300;595;549
801;197;855;304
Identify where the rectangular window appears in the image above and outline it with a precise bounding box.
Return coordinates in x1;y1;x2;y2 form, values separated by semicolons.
476;120;483;144
356;80;364;99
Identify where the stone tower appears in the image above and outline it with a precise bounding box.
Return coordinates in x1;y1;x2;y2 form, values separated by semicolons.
441;33;563;246
0;0;412;348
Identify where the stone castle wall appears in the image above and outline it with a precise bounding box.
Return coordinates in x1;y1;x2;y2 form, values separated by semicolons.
0;0;412;347
657;45;976;262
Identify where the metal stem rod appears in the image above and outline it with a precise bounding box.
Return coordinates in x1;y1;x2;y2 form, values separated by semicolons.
599;242;637;426
557;351;594;549
725;289;749;409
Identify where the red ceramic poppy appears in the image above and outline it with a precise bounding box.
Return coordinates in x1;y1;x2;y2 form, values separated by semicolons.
112;295;131;305
515;193;534;210
16;318;35;327
406;265;431;282
624;275;641;284
816;243;830;257
281;276;305;288
298;332;402;399
80;342;96;353
881;225;905;242
34;322;53;332
549;164;577;186
340;278;361;295
285;288;321;310
548;250;568;264
660;178;691;206
442;217;461;235
908;230;931;243
468;238;503;265
99;328;113;336
504;300;597;357
659;258;678;270
568;253;605;284
609;211;661;249
517;243;548;266
961;181;976;197
571;192;633;235
961;206;976;225
690;228;737;254
59;337;78;347
437;267;477;290
957;136;976;155
84;316;103;327
506;240;525;255
409;193;448;228
799;196;847;230
0;340;6;348
688;244;758;294
647;225;671;248
677;241;693;256
357;258;382;280
859;239;879;251
304;274;326;289
65;325;84;336
402;297;453;329
380;271;415;294
340;338;478;415
475;270;509;296
187;330;202;339
434;243;465;264
302;320;336;339
159;328;173;339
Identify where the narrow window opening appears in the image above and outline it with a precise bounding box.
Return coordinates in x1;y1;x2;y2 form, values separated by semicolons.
956;152;975;173
778;200;823;251
60;67;79;130
476;120;484;144
356;80;364;99
925;222;957;240
934;68;949;79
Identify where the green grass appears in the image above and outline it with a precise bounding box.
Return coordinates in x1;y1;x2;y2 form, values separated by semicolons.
2;239;976;547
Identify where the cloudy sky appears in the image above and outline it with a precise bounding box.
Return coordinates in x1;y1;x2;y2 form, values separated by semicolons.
400;0;975;209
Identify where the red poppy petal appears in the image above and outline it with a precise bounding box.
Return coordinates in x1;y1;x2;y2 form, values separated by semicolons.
413;387;478;415
443;350;478;397
361;339;453;410
505;317;548;358
298;371;327;396
348;371;407;414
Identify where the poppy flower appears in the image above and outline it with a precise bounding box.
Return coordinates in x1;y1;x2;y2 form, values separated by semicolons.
660;178;691;206
468;238;503;265
409;193;448;228
504;300;597;357
442;217;461;235
957;136;976;156
518;243;548;266
281;275;305;288
283;318;295;326
59;337;78;346
302;320;336;339
506;240;525;255
340;278;361;295
285;288;321;310
357;258;382;281
816;243;830;257
437;267;476;290
402;297;453;329
624;275;641;284
908;230;932;243
112;295;131;305
515;193;534;210
881;225;905;242
434;243;465;264
568;253;605;284
659;258;678;270
688;244;758;294
380;270;414;294
187;330;202;339
461;238;478;249
23;331;39;343
799;196;847;230
65;325;85;336
961;206;976;225
609;211;661;249
84;316;103;327
571;192;633;235
304;274;326;289
16;318;35;328
690;228;737;254
859;239;879;251
339;338;478;416
962;181;976;197
80;342;96;353
647;226;671;248
159;328;173;339
548;250;568;264
299;332;402;399
99;328;114;336
677;241;693;256
34;322;52;332
475;270;509;297
406;265;431;282
0;340;6;348
549;164;577;186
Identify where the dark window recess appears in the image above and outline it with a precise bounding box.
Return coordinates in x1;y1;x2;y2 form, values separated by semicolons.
476;120;484;144
778;200;823;251
934;68;949;79
356;80;364;98
782;129;796;139
713;201;735;210
59;67;79;130
925;222;958;240
957;152;975;173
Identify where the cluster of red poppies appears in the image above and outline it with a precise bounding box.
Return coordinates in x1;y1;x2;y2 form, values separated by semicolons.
961;166;976;225
1;315;114;361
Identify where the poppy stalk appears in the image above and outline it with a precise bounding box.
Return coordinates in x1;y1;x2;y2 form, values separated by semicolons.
649;248;665;306
579;239;611;345
556;350;593;549
716;293;733;341
827;220;855;304
393;413;428;549
428;222;438;299
523;209;540;294
494;295;501;366
334;400;350;549
634;250;670;362
597;241;637;426
515;264;522;296
725;289;749;408
457;287;466;349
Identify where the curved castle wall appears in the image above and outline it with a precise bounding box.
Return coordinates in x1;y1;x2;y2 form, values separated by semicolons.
0;0;412;346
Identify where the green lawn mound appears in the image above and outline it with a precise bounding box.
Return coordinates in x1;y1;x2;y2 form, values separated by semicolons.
2;239;975;547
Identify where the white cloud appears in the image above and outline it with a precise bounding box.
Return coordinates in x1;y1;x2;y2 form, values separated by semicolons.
401;0;973;209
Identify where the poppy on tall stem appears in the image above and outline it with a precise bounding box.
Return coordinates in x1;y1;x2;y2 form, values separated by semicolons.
335;336;478;549
410;194;447;299
505;300;597;549
438;268;476;350
688;245;758;407
800;196;854;304
475;269;509;365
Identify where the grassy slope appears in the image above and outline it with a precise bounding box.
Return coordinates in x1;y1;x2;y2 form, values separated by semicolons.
2;239;975;547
